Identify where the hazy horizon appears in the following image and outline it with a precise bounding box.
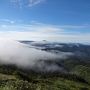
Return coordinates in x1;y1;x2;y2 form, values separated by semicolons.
0;0;90;43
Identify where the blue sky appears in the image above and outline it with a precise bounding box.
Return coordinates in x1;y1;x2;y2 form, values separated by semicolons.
0;0;90;43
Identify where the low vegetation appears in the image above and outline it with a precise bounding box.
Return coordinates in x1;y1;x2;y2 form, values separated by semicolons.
0;58;90;90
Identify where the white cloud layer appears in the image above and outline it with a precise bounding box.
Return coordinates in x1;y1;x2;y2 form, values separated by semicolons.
0;22;90;43
0;39;72;70
10;0;45;8
28;0;45;7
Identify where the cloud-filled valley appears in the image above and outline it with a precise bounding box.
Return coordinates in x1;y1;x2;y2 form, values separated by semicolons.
0;39;74;73
0;38;90;73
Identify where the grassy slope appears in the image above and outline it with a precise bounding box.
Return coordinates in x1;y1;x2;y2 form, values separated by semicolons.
0;58;90;90
0;72;90;90
61;59;90;83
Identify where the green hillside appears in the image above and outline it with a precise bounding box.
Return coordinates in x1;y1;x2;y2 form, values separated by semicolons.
0;60;90;90
0;73;90;90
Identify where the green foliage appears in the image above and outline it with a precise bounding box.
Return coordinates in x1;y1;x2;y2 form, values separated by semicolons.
72;65;90;83
0;73;90;90
61;59;90;83
0;58;90;90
